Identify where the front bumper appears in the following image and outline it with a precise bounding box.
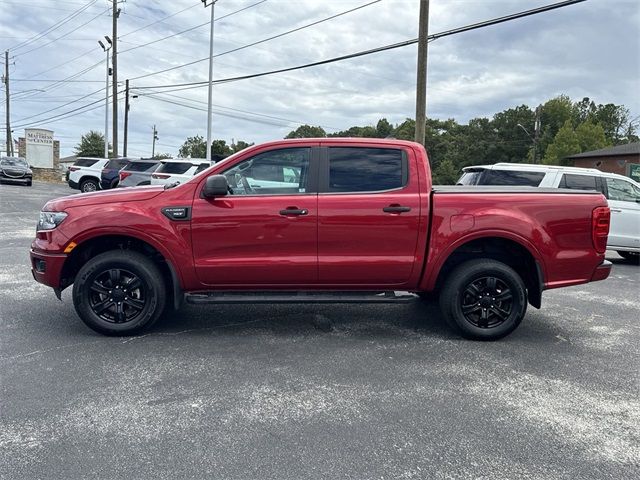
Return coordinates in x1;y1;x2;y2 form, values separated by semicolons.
0;175;32;184
591;260;612;282
30;249;67;289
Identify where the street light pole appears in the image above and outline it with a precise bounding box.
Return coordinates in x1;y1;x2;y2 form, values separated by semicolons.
98;39;112;159
202;0;218;163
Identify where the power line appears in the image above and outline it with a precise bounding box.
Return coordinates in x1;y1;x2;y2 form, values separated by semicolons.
10;0;98;52
119;0;268;54
134;0;586;91
13;87;104;123
128;0;381;81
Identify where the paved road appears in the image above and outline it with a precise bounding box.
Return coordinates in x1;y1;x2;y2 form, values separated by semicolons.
1;182;639;479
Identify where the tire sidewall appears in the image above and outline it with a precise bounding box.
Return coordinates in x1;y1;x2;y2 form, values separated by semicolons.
72;251;165;335
80;179;98;192
443;260;527;340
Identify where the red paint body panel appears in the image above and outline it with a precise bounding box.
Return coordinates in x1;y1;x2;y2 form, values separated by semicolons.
30;138;611;298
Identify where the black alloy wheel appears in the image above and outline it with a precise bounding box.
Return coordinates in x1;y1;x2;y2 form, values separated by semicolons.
440;259;527;340
72;250;166;335
460;276;513;328
89;268;146;324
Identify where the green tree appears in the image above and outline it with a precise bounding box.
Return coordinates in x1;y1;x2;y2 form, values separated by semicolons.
211;139;232;157
376;118;394;138
393;118;415;140
285;125;327;138
543;120;580;165
75;130;110;158
575;120;608;152
178;135;206;158
432;158;459;185
231;140;253;153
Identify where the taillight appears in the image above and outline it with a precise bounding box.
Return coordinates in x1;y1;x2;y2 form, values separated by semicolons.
119;171;132;181
591;206;610;254
152;173;170;179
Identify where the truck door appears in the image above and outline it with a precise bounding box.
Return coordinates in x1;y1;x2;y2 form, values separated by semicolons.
317;145;424;287
191;146;319;286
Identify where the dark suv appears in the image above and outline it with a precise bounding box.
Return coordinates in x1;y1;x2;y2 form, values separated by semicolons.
0;156;33;186
100;158;134;190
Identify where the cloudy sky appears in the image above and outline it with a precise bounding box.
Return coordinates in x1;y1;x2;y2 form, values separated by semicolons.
1;0;638;158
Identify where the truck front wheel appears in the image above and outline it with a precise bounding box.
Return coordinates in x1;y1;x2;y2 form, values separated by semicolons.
440;259;527;340
72;251;166;335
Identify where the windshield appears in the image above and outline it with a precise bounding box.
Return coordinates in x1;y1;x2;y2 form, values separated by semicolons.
1;157;28;168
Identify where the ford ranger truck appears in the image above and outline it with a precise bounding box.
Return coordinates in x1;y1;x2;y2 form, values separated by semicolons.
30;138;612;340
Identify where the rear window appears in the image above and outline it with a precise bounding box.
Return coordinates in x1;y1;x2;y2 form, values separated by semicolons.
125;161;158;172
457;170;484;185
559;174;597;191
74;158;99;167
157;162;192;175
105;159;129;170
482;169;545;186
328;147;406;193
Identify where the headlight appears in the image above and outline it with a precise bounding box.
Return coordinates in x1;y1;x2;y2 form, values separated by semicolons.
37;211;68;231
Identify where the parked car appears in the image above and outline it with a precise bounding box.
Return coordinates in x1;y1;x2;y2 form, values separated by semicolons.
100;157;135;190
31;138;612;340
67;157;109;192
0;156;32;186
150;159;210;186
458;163;640;261
117;159;161;188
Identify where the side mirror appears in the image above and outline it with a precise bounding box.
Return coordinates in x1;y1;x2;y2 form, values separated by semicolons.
203;174;228;198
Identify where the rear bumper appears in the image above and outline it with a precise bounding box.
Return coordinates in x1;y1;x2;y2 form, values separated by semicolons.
30;249;67;289
68;179;79;190
591;260;612;282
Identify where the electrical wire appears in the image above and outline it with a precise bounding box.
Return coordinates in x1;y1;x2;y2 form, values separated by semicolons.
134;0;586;91
128;0;381;81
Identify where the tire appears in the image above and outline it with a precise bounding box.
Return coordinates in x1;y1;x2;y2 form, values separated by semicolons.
72;250;166;335
440;259;527;340
617;251;640;264
80;178;99;192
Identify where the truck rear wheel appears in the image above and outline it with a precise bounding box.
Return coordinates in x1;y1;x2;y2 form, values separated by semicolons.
440;259;527;340
72;250;166;336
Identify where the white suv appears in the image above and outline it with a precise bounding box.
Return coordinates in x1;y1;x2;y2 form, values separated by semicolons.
458;163;640;261
150;159;211;187
67;157;109;192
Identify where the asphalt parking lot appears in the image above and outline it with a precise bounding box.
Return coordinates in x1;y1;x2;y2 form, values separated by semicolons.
1;181;639;479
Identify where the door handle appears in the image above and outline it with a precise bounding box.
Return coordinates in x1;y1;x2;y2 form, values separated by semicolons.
280;208;308;216
610;209;622;213
383;205;411;213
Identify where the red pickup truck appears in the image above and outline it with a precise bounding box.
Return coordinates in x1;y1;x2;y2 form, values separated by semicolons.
31;138;612;340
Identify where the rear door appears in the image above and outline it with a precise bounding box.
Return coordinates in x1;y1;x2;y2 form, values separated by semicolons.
316;144;422;287
604;177;640;250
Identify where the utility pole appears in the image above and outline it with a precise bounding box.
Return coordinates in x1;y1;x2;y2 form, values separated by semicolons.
152;125;158;158
111;1;120;157
3;50;12;156
533;105;541;164
99;39;111;159
123;79;129;156
202;0;219;163
414;0;430;146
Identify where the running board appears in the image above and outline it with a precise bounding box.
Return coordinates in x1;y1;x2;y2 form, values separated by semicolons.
185;291;419;305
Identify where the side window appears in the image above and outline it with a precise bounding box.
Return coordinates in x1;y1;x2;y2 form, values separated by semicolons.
328;147;405;193
75;158;98;167
559;174;597;191
482;170;545;186
606;178;640;202
222;148;310;195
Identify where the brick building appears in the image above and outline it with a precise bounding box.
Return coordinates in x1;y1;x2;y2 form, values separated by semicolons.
567;142;640;182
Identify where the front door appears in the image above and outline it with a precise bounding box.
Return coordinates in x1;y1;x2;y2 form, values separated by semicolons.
191;146;319;286
317;145;423;287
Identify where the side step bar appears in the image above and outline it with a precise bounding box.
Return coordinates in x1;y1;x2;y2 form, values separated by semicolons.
185;291;419;305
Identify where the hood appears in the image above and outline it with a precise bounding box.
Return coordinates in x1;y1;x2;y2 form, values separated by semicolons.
1;164;31;176
44;185;165;211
